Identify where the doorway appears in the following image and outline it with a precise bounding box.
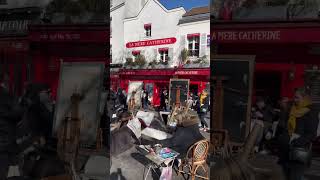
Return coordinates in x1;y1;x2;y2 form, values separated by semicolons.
189;84;199;96
254;71;282;107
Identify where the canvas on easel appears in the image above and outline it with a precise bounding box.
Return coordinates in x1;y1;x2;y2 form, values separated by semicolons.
53;62;105;148
168;79;190;107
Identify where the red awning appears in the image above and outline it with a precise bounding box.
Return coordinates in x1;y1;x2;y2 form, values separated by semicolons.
158;48;168;52
187;33;200;38
144;23;151;28
132;50;140;55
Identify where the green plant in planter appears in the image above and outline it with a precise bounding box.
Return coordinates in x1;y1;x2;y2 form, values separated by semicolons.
149;59;158;67
193;58;202;64
135;55;146;68
200;55;208;64
180;48;188;64
125;58;134;66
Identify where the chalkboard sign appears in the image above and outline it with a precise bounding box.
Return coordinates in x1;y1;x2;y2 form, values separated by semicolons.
169;79;189;106
211;55;255;143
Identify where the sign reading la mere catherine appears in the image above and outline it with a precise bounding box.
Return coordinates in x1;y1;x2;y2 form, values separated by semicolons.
212;30;281;42
126;37;176;48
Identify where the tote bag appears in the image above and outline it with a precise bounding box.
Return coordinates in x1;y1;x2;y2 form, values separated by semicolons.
159;160;174;180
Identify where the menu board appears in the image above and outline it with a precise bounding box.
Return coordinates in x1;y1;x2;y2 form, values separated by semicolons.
169;79;189;107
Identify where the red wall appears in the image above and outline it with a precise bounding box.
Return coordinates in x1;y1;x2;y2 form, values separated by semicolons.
255;63;305;99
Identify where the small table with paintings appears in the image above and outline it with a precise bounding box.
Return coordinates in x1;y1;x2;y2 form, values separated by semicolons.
137;145;180;180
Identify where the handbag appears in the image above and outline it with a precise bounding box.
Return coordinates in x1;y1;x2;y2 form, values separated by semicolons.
159;160;174;180
289;143;312;165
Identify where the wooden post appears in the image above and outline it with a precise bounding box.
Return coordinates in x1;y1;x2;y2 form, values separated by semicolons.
212;77;225;130
175;86;181;108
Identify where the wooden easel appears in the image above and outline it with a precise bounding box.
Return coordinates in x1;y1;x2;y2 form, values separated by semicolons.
211;76;228;130
128;91;136;113
57;92;81;178
167;86;182;125
57;92;104;178
210;76;229;154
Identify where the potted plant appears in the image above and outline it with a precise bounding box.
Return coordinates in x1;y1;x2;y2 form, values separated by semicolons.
125;57;134;67
180;48;188;64
135;54;146;68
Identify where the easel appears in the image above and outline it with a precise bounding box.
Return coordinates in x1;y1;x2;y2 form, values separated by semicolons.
210;76;230;155
128;91;136;113
57;92;103;179
57;92;81;178
167;86;182;125
211;76;228;130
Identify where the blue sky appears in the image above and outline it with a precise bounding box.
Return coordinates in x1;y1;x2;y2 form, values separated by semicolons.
159;0;210;10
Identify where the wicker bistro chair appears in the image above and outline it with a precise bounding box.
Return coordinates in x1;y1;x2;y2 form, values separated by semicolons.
178;139;210;180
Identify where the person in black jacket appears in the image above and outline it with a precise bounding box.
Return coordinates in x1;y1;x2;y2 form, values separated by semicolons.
21;83;54;141
156;112;205;158
277;87;318;180
160;89;167;111
0;84;24;180
252;97;276;152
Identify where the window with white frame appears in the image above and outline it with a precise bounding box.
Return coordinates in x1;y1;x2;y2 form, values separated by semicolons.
159;48;169;62
187;34;200;57
144;24;151;37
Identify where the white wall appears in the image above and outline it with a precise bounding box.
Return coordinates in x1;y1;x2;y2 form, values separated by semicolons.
178;20;211;61
111;4;126;63
123;0;185;67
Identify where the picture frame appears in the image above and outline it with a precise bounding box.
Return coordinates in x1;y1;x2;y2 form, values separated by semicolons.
211;55;255;142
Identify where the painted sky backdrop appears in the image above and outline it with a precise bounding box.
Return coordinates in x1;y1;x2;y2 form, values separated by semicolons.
159;0;210;10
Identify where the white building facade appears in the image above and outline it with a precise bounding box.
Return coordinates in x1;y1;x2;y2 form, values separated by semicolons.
111;0;210;67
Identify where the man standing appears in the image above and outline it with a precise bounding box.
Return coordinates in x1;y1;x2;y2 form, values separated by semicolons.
0;83;24;179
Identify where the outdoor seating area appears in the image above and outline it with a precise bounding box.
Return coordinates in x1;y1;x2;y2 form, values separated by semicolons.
110;103;211;180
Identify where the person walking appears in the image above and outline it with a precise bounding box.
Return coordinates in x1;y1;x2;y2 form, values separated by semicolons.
277;87;318;180
160;89;167;111
197;90;209;131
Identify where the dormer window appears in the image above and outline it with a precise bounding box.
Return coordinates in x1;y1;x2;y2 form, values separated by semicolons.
144;24;151;37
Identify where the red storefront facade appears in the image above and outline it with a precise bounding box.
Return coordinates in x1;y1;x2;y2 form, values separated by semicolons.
0;36;30;96
28;24;108;99
213;20;320;100
115;68;210;106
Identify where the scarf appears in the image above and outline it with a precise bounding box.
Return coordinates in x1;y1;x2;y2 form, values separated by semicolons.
200;91;208;106
288;97;312;136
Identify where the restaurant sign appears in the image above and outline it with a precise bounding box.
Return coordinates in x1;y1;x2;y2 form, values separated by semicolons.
175;70;199;75
126;38;176;48
30;31;108;43
39;33;81;41
212;30;281;42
